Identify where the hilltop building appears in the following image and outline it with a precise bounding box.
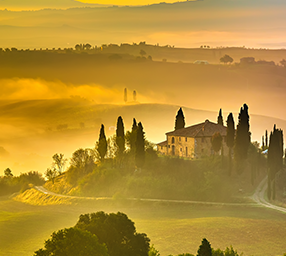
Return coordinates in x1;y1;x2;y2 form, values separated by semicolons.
157;119;228;158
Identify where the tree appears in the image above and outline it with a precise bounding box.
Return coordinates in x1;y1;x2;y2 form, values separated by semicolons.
217;109;223;126
70;148;95;174
220;54;233;64
175;107;185;130
265;130;268;148
234;104;251;174
75;211;150;256
116;116;125;156
226;113;235;175
262;135;265;151
124;88;127;103
135;122;145;169
34;227;108;256
268;125;283;200
4;168;13;177
126;118;138;155
211;132;223;154
84;43;92;50
52;153;67;175
197;238;212;256
148;245;160;256
96;124;107;161
133;90;137;101
45;168;57;184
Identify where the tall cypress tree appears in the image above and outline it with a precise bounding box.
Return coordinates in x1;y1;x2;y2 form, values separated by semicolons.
97;124;107;161
268;125;284;200
226;113;235;175
116;116;125;155
262;135;265;151
217;108;224;126
130;118;138;154
124;88;127;103
234;104;251;174
265;130;268;148
175;107;185;130
135;122;145;169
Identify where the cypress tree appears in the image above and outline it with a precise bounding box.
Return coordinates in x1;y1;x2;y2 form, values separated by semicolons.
135;122;145;169
175;107;185;130
130;118;138;154
97;124;107;161
217;108;223;126
265;130;268;148
197;238;212;256
124;88;127;103
226;113;235;175
116;116;125;155
262;135;265;151
267;125;284;200
211;132;222;154
234;104;251;174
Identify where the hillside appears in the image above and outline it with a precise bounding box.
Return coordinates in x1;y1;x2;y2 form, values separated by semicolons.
0;99;285;175
0;0;285;48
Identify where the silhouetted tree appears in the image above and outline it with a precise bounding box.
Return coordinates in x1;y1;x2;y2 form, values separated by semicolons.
45;168;57;184
226;113;235;175
75;211;150;256
197;238;212;256
135;122;145;169
265;130;268;148
4;168;13;177
220;54;233;64
217;108;223;126
116;116;125;155
52;153;67;175
211;132;222;154
124;88;127;103
234;104;251;174
175;108;185;130
34;227;108;256
262;135;265;151
268;125;284;200
70;148;95;174
96;124;107;161
133;90;137;101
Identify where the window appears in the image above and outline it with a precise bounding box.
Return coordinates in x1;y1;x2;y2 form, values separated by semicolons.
185;137;187;142
179;137;181;141
186;147;188;157
168;145;170;148
201;148;204;153
161;146;163;150
172;137;175;144
180;148;182;152
172;145;175;156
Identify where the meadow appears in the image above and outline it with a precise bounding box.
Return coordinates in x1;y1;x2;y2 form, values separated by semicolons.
1;194;286;256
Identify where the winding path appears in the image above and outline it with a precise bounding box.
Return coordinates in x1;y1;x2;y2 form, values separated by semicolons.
35;177;286;213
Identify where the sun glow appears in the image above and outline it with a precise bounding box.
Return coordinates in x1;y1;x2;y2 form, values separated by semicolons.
79;0;180;5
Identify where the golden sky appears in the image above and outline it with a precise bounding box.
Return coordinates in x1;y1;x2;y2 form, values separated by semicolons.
81;0;178;5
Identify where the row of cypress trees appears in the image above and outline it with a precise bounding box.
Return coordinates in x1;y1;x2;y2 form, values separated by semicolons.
96;116;146;169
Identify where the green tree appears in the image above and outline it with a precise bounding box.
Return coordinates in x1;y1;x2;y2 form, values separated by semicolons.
75;211;150;256
135;122;145;169
234;104;251;174
96;124;107;161
4;168;13;177
149;245;160;256
226;113;235;175
126;118;138;155
175;107;185;130
212;132;222;154
197;238;212;256
220;54;233;64
70;148;95;174
280;59;286;68
140;49;147;57
217;109;223;126
52;153;67;175
116;116;125;156
265;130;268;148
34;227;109;256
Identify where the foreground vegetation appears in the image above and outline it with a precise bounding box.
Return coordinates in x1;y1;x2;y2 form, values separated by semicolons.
1;197;286;256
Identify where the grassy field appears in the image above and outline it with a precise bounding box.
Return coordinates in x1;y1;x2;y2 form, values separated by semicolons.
1;195;286;256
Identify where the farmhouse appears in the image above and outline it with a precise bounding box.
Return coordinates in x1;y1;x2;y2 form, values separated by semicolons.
157;119;228;158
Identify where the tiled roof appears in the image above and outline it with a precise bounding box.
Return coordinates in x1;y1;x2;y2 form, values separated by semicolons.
166;120;227;138
157;140;167;146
